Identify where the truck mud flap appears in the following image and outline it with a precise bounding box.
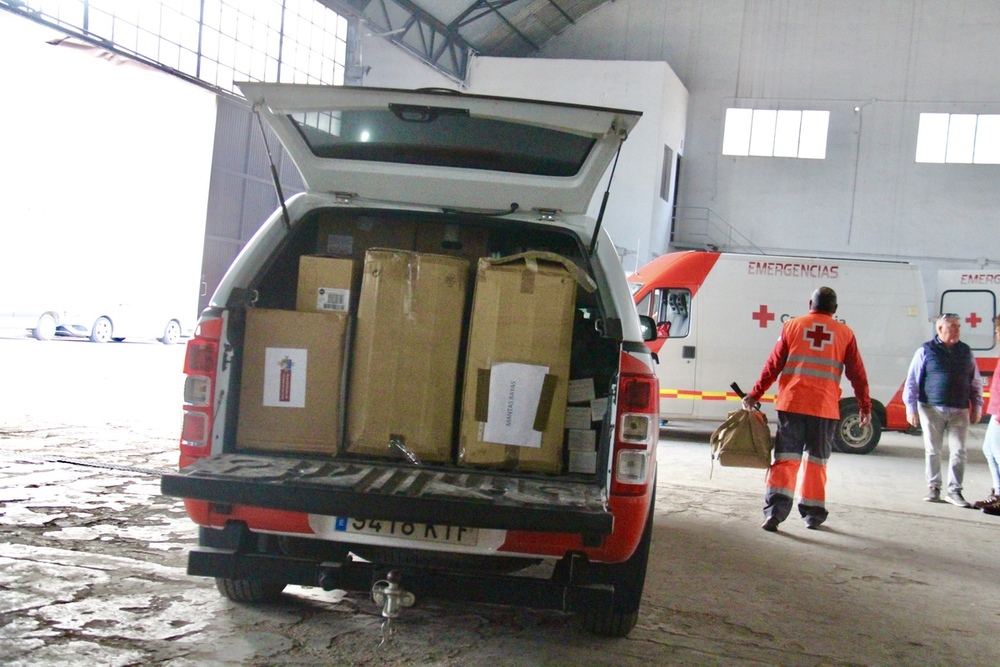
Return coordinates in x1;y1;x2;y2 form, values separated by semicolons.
161;453;613;538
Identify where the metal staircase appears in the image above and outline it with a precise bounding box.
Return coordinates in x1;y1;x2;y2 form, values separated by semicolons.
670;206;764;255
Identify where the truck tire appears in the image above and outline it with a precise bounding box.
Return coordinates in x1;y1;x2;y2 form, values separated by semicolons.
215;577;286;603
834;401;881;455
579;490;655;638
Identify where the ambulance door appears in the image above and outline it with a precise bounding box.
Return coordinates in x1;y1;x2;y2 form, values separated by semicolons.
939;288;998;412
939;289;997;353
637;287;696;416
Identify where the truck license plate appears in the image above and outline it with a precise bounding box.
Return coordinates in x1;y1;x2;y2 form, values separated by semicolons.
333;517;478;546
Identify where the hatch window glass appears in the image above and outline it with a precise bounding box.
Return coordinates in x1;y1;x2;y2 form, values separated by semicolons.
288;106;596;176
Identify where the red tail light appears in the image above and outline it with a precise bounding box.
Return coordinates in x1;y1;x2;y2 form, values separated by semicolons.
179;317;222;466
611;351;659;496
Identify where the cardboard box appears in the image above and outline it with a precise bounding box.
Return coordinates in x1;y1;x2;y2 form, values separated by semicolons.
296;256;354;313
458;252;580;473
345;249;469;462
237;308;349;454
415;223;490;263
315;216;416;263
569;450;598;474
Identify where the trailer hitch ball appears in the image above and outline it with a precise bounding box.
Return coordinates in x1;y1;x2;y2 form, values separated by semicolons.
372;570;415;619
372;570;415;645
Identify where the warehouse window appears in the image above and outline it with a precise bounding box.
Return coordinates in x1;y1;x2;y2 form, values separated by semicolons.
11;0;348;95
722;108;829;159
915;113;1000;164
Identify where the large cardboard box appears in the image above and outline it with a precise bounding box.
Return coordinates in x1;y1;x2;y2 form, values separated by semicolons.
345;249;469;462
315;216;416;263
415;223;490;263
237;308;349;454
296;255;354;313
458;252;580;473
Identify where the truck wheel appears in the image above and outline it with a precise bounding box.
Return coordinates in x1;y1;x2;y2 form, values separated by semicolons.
578;490;655;637
834;402;881;455
215;577;286;603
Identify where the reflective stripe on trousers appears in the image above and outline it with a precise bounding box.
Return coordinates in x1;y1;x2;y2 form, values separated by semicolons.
764;411;836;523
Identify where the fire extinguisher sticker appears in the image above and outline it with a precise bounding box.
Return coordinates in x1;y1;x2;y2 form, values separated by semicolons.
263;347;308;408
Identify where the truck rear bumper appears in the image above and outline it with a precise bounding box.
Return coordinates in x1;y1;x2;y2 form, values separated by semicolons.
161;453;613;539
189;522;614;613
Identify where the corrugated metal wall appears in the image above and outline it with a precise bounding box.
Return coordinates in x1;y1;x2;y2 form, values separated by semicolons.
199;95;303;314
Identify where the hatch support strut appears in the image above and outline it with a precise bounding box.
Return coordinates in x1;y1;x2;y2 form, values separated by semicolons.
588;140;624;257
253;105;292;230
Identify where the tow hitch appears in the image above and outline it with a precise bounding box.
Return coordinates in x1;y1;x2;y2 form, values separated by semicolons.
371;569;415;646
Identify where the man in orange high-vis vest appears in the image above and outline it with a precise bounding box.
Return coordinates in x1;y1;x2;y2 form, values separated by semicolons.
743;287;872;532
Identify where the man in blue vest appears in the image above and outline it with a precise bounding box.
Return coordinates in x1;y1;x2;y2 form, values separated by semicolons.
903;314;983;507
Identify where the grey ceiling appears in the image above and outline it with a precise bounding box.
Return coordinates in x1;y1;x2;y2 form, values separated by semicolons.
326;0;613;80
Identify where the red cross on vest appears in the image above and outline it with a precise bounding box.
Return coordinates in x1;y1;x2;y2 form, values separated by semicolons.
804;323;834;350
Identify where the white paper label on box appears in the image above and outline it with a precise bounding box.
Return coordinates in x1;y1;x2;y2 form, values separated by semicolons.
568;429;596;451
316;287;350;312
263;347;308;408
565;406;593;430
591;397;609;422
567;378;596;404
569;451;598;474
483;362;549;448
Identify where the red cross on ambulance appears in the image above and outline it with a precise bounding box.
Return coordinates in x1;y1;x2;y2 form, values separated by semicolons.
752;304;775;328
804;323;834;350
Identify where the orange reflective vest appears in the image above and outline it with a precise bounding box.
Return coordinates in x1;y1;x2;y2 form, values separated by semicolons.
775;313;862;419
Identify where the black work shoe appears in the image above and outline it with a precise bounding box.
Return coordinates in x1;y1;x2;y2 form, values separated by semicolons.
761;516;780;532
805;518;823;530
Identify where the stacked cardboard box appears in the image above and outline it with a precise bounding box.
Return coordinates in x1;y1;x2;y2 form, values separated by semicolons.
345;249;470;462
236;308;349;454
458;252;581;473
296;255;354;314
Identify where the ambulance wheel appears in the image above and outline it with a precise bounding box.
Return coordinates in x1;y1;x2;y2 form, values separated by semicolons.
578;487;654;637
834;403;881;455
215;577;286;603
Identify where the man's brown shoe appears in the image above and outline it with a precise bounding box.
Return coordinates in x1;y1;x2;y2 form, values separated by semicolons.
761;517;780;532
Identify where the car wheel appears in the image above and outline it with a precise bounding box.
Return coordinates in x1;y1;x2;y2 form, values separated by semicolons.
160;320;182;345
578;485;655;638
215;577;286;603
32;314;57;341
89;316;113;343
834;401;881;455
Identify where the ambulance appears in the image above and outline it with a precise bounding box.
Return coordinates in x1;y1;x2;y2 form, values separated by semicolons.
935;269;1000;412
629;251;930;454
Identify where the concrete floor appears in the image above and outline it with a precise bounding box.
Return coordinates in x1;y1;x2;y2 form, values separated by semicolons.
1;333;999;666
649;419;1000;666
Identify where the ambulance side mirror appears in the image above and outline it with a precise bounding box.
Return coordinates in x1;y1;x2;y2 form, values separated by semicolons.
638;315;657;342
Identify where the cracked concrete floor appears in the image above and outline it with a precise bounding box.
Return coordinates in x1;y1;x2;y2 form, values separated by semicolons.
1;334;999;666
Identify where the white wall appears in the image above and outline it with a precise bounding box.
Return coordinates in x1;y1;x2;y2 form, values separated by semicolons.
0;11;216;321
358;34;462;90
539;0;1000;297
358;41;689;272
